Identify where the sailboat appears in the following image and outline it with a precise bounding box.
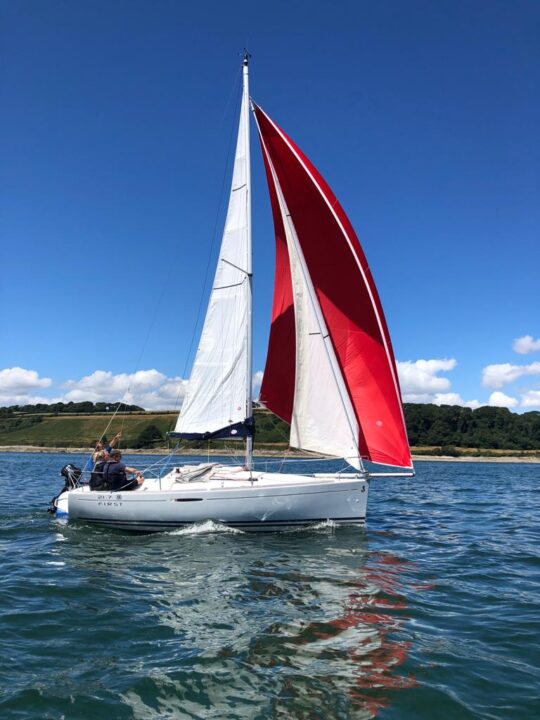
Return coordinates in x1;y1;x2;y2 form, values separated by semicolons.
54;55;413;531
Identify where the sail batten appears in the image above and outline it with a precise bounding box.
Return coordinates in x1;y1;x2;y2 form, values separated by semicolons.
254;103;412;469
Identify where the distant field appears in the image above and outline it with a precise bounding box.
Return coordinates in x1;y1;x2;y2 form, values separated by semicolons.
0;410;290;449
1;411;538;457
0;413;177;448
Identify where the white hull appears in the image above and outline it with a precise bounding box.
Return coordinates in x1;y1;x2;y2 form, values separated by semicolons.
61;465;369;532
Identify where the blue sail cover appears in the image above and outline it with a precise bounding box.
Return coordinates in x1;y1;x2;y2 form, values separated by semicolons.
169;417;254;441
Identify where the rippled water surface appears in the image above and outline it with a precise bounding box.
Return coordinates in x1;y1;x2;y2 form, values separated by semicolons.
1;453;539;719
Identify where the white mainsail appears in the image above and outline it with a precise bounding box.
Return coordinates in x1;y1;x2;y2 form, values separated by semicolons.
174;62;252;440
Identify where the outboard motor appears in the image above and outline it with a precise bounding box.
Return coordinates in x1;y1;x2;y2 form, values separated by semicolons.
60;463;82;489
47;463;82;514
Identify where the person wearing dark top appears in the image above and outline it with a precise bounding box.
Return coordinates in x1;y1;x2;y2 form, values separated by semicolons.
101;449;144;491
89;450;108;490
84;432;122;473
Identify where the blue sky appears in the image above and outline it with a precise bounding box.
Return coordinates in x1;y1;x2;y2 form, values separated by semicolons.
1;0;539;411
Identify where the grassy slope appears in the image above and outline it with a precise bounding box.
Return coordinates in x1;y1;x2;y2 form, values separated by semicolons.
2;412;536;456
0;414;176;447
0;410;290;449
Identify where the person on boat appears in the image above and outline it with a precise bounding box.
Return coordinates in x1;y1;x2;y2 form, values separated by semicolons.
92;432;122;464
100;449;144;491
89;450;108;491
83;432;122;473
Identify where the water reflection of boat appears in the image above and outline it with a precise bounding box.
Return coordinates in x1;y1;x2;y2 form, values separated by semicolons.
239;548;418;718
58;523;417;717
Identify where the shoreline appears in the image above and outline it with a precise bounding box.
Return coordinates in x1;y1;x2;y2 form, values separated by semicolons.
0;445;538;463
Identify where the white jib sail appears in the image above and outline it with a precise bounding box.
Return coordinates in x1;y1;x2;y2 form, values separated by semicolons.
260;140;362;469
174;77;251;437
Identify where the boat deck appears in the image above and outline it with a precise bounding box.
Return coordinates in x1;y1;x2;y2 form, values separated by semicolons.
139;464;364;493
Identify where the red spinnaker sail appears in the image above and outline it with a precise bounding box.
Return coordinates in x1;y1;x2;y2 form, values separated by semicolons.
255;104;412;468
258;146;296;424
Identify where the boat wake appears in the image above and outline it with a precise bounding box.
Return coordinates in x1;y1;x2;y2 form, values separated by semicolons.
168;519;356;535
167;520;244;536
291;519;338;533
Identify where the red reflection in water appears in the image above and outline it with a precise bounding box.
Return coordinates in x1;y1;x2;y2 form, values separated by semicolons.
317;551;423;717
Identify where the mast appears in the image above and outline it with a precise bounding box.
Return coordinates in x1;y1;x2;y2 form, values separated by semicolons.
243;51;253;470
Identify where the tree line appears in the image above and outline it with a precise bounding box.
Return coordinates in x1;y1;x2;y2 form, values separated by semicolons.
403;404;540;450
0;402;539;450
0;401;145;416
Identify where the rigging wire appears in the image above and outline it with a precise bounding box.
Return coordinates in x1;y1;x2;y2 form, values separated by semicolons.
88;68;243;452
165;67;243;439
181;69;243;382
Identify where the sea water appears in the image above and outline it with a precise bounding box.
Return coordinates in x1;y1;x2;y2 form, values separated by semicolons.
0;452;538;719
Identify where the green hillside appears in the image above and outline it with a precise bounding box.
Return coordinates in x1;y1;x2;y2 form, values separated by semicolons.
0;403;539;455
0;409;289;450
0;413;176;448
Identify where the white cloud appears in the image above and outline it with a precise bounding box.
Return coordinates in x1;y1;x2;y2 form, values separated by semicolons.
252;370;264;398
482;362;540;389
488;391;518;408
0;392;62;406
513;335;540;355
521;390;540;408
0;367;54;406
401;392;480;408
62;369;268;410
63;369;186;410
0;366;268;411
5;357;536;413
400;393;438;404
434;393;481;409
398;359;479;408
398;359;456;395
0;367;51;391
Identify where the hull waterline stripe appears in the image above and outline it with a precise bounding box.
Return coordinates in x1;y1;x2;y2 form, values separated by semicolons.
74;484;367;503
78;516;365;527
